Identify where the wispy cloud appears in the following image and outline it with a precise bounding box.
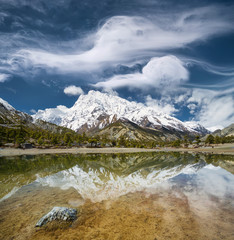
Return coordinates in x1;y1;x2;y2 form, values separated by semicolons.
187;88;234;130
0;73;10;83
184;58;234;77
5;5;234;74
145;95;178;116
0;1;233;130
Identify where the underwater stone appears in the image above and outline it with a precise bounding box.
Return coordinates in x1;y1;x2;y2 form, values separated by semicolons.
35;206;77;227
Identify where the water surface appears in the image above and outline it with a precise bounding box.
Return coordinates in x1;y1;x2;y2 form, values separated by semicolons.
0;152;233;239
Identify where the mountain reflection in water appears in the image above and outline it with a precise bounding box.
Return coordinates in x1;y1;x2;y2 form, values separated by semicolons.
0;152;234;202
0;152;233;240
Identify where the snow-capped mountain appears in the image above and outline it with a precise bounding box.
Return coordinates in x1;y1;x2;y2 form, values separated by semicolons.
0;97;31;124
0;98;15;111
184;121;210;135
33;91;208;135
0;97;73;134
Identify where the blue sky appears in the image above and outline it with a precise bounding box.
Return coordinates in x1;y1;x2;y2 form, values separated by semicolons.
0;0;233;130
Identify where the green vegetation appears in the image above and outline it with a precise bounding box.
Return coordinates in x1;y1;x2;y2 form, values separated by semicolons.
1;123;234;149
0;124;81;148
205;134;214;144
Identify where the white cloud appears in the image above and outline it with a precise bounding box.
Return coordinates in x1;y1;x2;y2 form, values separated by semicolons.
7;6;234;73
198;95;234;130
32;105;69;125
94;55;189;90
187;88;234;129
143;86;234;130
145;95;177;115
64;86;84;96
0;73;10;83
174;92;191;104
187;103;197;114
30;109;36;114
207;125;224;132
184;58;234;77
102;88;119;96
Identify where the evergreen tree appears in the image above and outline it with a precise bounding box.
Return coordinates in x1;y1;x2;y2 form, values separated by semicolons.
51;135;59;145
64;132;72;145
15;125;27;144
171;139;181;148
214;135;221;144
118;135;126;147
37;136;44;145
195;135;201;145
183;135;189;147
205;134;215;144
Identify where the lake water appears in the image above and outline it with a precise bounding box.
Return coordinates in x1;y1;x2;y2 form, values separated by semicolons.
0;152;233;240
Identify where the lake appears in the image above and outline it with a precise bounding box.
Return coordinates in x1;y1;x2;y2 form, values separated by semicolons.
0;152;233;239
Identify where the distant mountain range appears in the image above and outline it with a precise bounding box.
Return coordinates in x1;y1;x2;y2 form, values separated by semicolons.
1;93;233;145
3;91;234;143
0;98;70;134
32;91;209;140
212;123;234;137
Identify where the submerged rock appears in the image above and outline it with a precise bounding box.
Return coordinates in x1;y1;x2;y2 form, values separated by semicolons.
35;207;77;227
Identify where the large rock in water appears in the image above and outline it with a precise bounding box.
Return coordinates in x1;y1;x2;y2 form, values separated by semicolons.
35;207;77;227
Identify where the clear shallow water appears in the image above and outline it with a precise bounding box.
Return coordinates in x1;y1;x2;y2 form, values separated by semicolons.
0;152;234;239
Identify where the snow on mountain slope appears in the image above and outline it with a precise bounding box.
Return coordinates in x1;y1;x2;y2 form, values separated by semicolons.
33;105;69;126
184;121;210;135
0;97;15;111
33;91;207;134
0;97;33;124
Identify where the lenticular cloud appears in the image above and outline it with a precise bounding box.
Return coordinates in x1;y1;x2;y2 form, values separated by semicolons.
142;56;189;87
94;55;189;90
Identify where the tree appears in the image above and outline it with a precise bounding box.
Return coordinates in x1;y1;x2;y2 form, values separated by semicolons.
88;138;97;147
82;132;87;142
214;135;221;144
171;139;181;148
15;125;27;144
9;129;16;143
118;135;126;147
37;136;44;145
51;135;59;145
195;135;201;145
221;137;226;144
183;135;189;147
64;132;72;145
111;139;117;147
205;134;214;145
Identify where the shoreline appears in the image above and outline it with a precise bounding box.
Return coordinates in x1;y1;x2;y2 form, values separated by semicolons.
1;143;234;156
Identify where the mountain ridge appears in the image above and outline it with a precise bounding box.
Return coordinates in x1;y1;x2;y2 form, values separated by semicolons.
0;97;74;134
32;90;209;136
97;118;190;142
212;123;234;137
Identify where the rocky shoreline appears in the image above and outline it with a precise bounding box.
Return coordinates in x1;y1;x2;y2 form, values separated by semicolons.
0;143;234;157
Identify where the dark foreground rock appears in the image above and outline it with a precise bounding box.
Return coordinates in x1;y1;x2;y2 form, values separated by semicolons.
35;207;77;227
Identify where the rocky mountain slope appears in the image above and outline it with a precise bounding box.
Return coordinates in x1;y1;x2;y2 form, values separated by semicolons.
33;91;208;136
212;123;234;137
184;121;209;135
0;98;32;125
0;98;71;134
98;118;190;142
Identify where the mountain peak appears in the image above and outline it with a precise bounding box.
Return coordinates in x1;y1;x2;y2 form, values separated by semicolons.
33;90;208;135
184;121;210;135
0;98;15;111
